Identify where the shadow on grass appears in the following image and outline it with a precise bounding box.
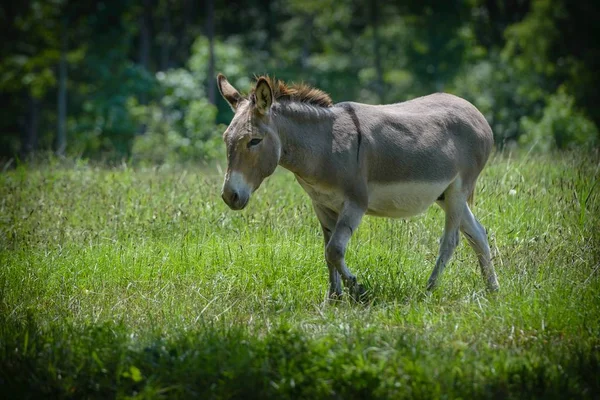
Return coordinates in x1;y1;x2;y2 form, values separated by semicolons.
1;312;598;399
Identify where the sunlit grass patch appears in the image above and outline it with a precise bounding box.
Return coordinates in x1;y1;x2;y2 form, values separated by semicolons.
1;152;599;398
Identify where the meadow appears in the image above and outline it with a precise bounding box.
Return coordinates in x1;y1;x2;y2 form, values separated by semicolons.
1;152;599;399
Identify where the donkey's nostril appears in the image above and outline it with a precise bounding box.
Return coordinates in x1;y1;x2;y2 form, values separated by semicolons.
231;191;239;204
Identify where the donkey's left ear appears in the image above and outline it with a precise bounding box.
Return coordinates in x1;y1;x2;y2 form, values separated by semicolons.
254;78;273;115
217;73;242;111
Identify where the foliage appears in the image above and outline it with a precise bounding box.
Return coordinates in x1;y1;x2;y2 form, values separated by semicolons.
502;0;563;77
1;0;599;161
1;153;599;397
520;87;599;151
452;55;523;146
71;62;156;159
0;0;64;98
130;36;251;164
188;36;250;90
130;68;223;165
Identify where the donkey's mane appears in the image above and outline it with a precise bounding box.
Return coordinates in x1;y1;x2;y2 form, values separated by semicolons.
250;76;333;108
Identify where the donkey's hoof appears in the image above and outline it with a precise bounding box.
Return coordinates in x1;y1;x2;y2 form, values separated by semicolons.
425;280;437;292
327;291;343;303
351;283;369;304
487;282;500;292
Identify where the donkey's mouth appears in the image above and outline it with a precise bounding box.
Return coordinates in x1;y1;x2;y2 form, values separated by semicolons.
222;190;250;210
226;198;249;210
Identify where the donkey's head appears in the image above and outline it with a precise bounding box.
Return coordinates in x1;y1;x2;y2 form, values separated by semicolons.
217;74;280;210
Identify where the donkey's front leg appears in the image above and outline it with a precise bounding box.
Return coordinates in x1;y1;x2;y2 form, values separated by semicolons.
325;200;366;301
313;203;343;300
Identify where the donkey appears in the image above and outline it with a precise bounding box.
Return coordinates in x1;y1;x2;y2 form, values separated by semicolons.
217;73;499;300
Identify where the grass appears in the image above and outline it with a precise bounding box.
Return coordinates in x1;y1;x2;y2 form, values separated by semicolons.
1;152;599;399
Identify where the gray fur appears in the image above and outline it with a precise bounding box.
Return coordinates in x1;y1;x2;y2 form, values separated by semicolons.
217;75;499;300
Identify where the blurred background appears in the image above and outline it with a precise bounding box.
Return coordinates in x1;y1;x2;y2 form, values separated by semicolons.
1;0;599;165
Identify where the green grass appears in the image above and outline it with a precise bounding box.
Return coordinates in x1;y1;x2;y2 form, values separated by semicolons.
1;153;599;399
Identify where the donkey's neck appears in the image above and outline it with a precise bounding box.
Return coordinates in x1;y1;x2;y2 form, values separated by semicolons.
273;102;336;178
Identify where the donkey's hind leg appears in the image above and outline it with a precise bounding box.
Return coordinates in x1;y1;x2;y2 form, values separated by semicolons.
427;185;465;291
460;204;499;291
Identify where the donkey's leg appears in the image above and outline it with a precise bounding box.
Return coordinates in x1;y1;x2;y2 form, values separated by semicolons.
325;201;366;300
427;191;465;291
460;204;500;291
313;203;342;299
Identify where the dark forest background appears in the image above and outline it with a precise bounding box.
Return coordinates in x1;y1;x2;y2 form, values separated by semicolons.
1;0;599;164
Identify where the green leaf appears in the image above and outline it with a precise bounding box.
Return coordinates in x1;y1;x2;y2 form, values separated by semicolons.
129;366;143;383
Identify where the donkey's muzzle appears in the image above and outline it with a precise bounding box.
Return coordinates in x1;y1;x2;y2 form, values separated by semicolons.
221;187;249;210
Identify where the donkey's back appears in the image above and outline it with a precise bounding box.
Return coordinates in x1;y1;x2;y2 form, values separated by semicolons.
336;93;493;185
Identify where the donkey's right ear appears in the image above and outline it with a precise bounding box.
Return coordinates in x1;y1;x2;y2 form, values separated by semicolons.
217;74;242;111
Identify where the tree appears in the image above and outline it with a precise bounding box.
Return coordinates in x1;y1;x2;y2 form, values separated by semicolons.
206;0;216;105
56;16;67;156
0;1;64;159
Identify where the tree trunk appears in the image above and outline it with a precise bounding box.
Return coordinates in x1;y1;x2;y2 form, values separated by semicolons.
179;0;194;64
263;0;275;56
56;17;68;156
206;0;216;105
370;0;384;103
139;0;152;71
138;0;152;135
21;94;40;160
160;5;171;71
301;16;313;69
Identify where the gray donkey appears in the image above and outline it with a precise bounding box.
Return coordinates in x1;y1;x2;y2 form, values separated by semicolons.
217;74;499;300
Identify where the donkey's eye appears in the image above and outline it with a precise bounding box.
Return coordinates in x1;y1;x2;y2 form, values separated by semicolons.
247;138;263;148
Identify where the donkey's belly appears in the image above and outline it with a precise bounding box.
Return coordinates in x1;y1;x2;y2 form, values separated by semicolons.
366;181;449;218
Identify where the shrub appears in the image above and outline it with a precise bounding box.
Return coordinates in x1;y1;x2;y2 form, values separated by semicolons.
520;87;599;151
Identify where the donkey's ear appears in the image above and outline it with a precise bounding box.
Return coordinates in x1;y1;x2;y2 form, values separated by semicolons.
217;73;242;111
254;77;273;115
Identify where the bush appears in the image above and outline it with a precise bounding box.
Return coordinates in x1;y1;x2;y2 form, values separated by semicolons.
520;87;599;151
451;52;546;147
130;36;250;165
129;68;224;165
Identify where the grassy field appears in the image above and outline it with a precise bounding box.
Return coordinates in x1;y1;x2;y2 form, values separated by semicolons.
1;152;599;399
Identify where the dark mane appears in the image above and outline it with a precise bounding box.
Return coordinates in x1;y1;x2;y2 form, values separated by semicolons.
250;76;333;108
